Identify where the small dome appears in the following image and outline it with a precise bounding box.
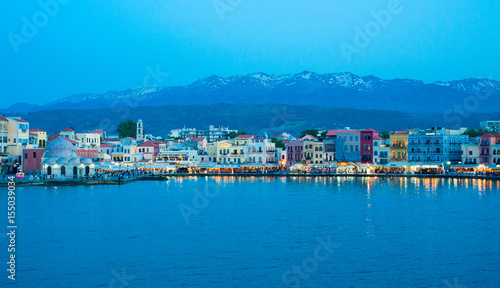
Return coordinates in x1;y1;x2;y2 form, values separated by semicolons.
68;158;80;164
81;158;93;164
45;158;57;165
56;158;68;165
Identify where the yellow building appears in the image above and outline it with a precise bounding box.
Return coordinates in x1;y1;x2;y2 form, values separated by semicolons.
303;136;324;166
7;117;31;156
0;115;8;154
29;129;47;148
390;131;408;162
216;140;247;164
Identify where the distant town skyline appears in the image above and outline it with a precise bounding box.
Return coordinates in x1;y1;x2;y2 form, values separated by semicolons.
3;0;499;107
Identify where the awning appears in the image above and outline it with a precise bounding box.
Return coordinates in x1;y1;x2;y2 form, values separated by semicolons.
198;163;216;169
385;162;408;168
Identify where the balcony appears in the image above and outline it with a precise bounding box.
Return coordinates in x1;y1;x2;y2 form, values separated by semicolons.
391;144;406;148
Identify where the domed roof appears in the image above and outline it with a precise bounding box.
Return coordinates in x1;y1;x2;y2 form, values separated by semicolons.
68;158;81;164
43;139;79;159
56;158;68;165
81;158;93;164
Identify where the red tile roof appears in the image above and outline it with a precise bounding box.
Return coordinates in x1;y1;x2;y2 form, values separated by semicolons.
191;137;206;142
362;128;378;132
29;128;45;132
235;135;254;139
0;115;8;121
13;118;27;123
48;137;78;144
326;129;360;136
301;134;318;141
61;128;75;132
100;144;114;148
104;138;121;142
394;131;408;135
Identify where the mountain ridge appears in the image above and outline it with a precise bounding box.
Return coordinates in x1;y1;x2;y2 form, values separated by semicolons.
2;71;499;114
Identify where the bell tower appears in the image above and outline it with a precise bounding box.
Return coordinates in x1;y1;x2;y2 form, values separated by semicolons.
137;119;144;142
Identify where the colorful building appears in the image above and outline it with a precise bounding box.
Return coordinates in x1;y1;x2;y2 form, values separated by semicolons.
286;138;304;168
360;129;378;163
390;131;408;162
479;134;500;164
335;130;361;162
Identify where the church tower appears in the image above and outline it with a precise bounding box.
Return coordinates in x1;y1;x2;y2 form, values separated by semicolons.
137;119;144;142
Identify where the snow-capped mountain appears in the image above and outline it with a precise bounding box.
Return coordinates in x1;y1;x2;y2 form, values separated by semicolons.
2;72;499;114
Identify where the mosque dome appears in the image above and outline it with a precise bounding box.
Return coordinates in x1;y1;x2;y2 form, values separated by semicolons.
43;139;78;159
81;158;93;164
68;158;81;164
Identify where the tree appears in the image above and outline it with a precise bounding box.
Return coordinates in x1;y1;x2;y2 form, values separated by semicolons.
117;120;137;138
300;129;319;138
271;137;286;149
379;131;391;139
462;128;486;138
228;131;247;139
320;131;327;139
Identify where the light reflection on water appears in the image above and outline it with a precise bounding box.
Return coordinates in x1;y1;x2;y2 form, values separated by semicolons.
6;176;498;287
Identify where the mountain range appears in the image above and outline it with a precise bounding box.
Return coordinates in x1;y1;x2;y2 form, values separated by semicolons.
2;71;500;114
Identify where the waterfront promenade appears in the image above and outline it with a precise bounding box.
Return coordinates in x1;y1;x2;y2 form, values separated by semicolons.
2;172;500;187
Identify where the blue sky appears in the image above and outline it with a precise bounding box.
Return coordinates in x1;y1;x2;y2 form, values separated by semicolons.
2;0;499;108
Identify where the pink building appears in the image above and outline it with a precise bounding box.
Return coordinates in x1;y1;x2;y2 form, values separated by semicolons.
479;134;500;164
286;138;304;168
22;148;44;174
191;137;208;150
360;129;379;164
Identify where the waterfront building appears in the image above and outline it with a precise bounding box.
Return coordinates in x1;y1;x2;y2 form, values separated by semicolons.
408;129;469;164
492;144;500;164
286;138;304;168
0;115;8;155
215;140;247;164
302;135;323;166
41;138;95;177
29;129;47;148
461;144;479;164
360;129;378;164
373;137;390;164
479;134;500;164
156;149;199;167
390;131;408;162
22;148;44;174
98;144;114;161
276;148;287;167
324;129;344;163
335;130;361;162
7;117;32;156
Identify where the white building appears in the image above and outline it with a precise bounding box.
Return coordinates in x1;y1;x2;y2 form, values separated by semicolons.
41;139;95;178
